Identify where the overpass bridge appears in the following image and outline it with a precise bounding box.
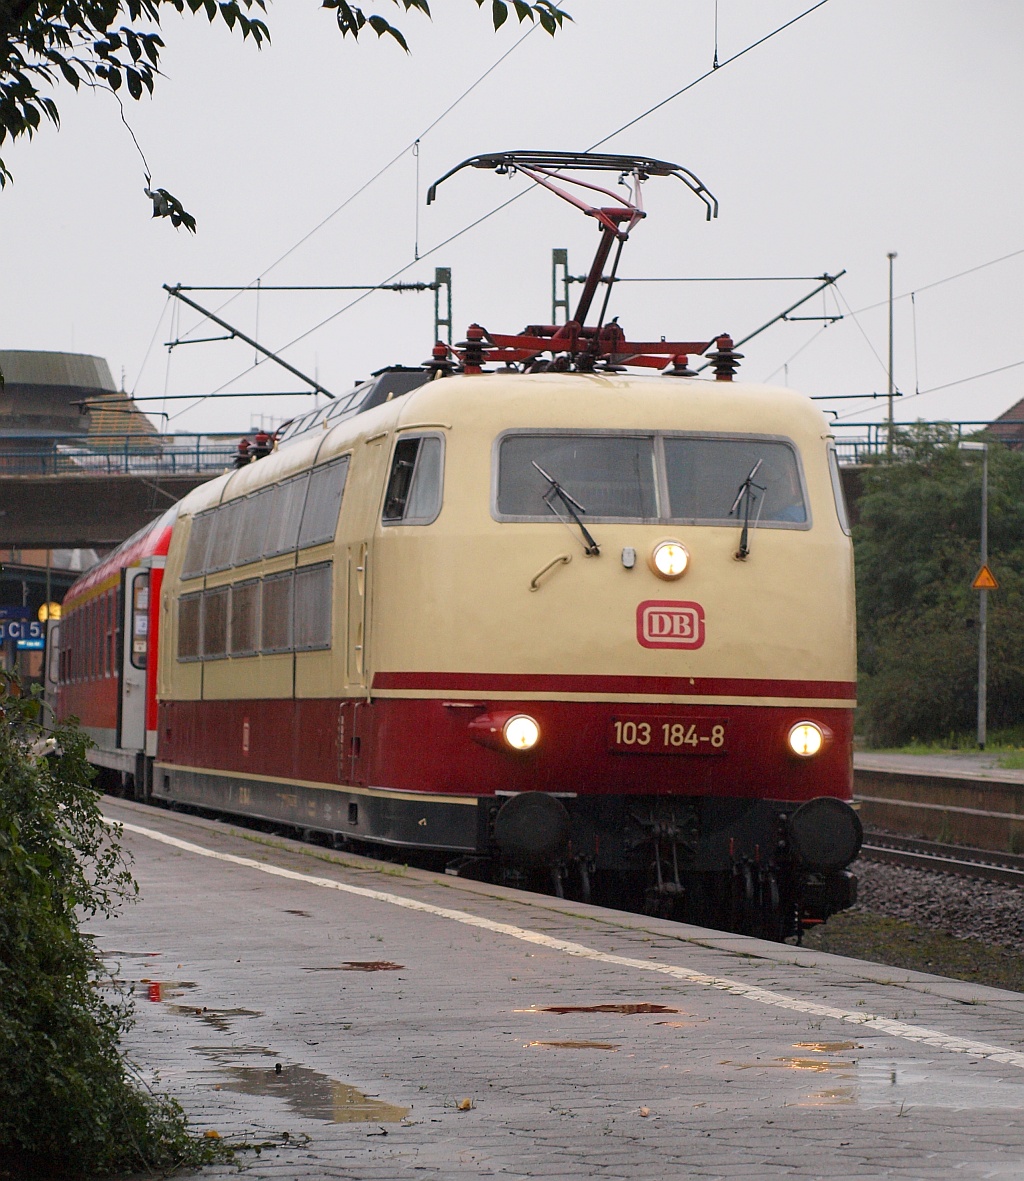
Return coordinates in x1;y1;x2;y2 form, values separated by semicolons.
0;434;238;547
0;421;1007;550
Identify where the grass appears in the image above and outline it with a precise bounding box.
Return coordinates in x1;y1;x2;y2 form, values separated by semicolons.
860;727;1024;763
802;911;1024;993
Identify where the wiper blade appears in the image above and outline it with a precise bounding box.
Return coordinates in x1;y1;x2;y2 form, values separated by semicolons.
531;461;601;555
729;458;765;561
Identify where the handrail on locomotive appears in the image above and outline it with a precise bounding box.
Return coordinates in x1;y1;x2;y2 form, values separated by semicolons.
427;151;739;378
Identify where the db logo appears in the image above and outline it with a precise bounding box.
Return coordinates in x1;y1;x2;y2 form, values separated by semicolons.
636;600;705;650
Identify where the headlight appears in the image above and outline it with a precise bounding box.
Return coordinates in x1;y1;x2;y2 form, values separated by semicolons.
651;540;689;580
503;714;540;750
788;721;824;757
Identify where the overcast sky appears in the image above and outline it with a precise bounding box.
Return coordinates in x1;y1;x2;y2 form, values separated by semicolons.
2;0;1021;441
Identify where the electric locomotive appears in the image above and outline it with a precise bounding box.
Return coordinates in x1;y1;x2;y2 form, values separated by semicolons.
57;153;862;940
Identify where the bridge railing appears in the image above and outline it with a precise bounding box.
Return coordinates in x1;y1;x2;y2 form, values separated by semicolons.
0;434;241;476
831;421;1023;464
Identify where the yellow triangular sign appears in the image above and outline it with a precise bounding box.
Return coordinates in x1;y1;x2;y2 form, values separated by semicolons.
972;565;999;590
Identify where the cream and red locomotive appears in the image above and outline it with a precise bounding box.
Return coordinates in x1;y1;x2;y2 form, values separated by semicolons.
54;153;861;939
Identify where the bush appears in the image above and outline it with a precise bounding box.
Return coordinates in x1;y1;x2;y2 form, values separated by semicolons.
0;674;223;1178
855;425;1024;746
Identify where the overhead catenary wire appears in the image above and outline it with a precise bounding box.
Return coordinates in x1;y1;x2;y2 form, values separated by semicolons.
172;22;541;346
831;358;1024;422
168;0;837;421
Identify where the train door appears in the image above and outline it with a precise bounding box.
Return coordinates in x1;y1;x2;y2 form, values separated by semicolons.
346;542;369;690
342;434;390;785
43;619;60;727
117;568;150;752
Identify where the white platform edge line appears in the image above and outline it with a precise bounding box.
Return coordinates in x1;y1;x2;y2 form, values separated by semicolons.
117;819;1024;1071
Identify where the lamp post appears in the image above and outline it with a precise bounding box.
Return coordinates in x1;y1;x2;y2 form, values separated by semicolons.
959;441;989;749
886;252;897;457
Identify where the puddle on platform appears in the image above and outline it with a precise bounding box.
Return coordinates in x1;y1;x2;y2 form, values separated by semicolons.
517;1003;680;1015
333;961;404;972
527;1040;620;1051
793;1041;861;1053
722;1053;1024;1111
727;1057;853;1074
99;949;163;958
164;1004;263;1031
804;1086;857;1106
858;1061;1024;1110
142;981;198;1002
214;1064;409;1123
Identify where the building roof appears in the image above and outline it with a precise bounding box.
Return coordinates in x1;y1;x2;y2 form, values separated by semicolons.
0;351;116;391
989;397;1024;448
87;393;160;442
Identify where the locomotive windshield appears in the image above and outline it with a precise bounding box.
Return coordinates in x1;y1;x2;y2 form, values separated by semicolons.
663;437;806;524
497;435;657;520
495;432;807;525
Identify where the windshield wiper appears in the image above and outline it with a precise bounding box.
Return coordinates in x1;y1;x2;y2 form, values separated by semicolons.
531;461;601;555
729;458;765;560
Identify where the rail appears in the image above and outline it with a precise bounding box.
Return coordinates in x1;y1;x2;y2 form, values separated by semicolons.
860;832;1024;886
0;434;240;476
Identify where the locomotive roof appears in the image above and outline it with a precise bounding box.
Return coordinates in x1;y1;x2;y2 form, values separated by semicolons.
176;373;832;519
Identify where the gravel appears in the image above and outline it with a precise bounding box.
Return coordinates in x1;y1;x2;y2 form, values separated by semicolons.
853;856;1024;954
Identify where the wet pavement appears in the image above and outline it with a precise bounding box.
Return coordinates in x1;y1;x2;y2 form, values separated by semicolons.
92;799;1024;1179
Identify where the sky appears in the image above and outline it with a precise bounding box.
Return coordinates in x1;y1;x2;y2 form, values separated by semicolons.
2;0;1022;444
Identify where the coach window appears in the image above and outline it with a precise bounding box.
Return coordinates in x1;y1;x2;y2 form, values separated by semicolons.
264;473;310;558
234;488;273;567
182;509;216;579
201;587;229;659
207;498;243;572
229;579;260;656
294;563;332;650
662;437;808;526
130;575;149;670
298;457;350;548
261;570;294;653
177;592;202;661
382;434;444;525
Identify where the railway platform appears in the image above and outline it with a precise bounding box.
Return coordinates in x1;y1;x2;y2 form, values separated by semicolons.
92;799;1024;1180
854;751;1024;854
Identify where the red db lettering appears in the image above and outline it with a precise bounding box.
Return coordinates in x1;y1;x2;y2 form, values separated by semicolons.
636;600;705;650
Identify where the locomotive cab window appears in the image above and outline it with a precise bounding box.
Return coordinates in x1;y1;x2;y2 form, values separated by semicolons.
497;433;657;521
495;430;808;528
382;434;444;525
663;437;808;525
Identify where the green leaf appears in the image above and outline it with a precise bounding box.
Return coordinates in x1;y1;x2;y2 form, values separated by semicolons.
366;13;409;49
125;66;142;98
491;0;508;29
58;59;80;89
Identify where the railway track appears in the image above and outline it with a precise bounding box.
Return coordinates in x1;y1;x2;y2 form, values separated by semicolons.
861;832;1024;886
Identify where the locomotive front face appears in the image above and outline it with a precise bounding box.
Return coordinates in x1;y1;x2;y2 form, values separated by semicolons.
369;373;859;935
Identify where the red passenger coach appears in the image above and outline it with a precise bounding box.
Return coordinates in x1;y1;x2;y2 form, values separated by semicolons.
55;506;177;796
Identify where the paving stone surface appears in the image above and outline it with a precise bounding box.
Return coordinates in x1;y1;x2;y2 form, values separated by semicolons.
854;750;1024;784
93;800;1024;1180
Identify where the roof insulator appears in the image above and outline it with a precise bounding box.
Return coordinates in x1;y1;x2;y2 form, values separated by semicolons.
708;335;743;382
